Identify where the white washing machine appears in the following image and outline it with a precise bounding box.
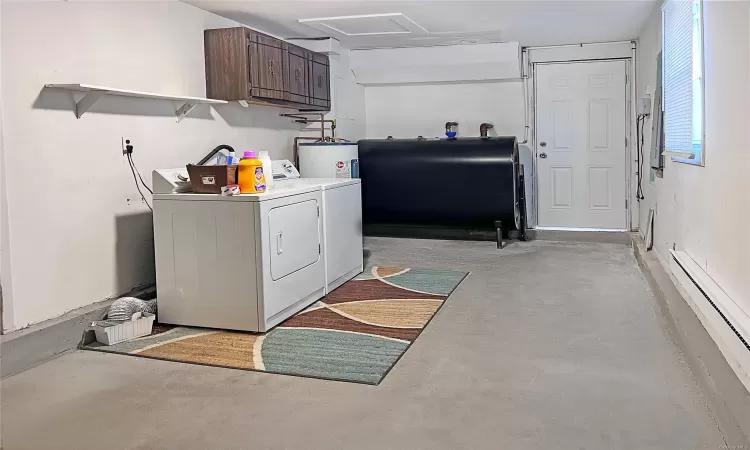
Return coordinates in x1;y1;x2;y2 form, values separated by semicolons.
272;160;363;293
153;168;326;332
152;163;363;332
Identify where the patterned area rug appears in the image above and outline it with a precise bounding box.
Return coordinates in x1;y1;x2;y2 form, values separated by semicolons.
82;266;468;384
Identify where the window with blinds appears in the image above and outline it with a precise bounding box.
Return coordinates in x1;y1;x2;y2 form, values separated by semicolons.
662;0;704;165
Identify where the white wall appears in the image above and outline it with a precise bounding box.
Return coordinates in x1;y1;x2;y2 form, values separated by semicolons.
350;43;522;85
636;7;662;238
364;82;525;140
0;0;8;332
353;36;523;140
327;49;366;142
636;2;750;326
1;1;306;330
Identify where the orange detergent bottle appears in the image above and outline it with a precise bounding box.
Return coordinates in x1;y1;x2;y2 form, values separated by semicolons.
238;151;267;193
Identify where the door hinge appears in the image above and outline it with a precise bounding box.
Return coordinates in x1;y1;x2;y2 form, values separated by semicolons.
318;244;321;254
625;137;628;147
625;73;628;84
625;199;629;209
317;206;320;217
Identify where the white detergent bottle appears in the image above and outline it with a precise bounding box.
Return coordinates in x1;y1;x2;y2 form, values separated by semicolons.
258;151;274;191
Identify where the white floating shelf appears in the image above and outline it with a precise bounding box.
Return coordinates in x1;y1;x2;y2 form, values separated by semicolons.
44;84;228;122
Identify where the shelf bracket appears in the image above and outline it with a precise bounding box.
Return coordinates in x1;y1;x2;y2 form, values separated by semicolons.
75;90;106;119
175;101;198;122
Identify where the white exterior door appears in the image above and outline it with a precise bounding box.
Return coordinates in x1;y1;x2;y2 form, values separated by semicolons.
535;60;628;230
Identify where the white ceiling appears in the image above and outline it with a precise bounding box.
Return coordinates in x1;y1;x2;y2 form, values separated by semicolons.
186;0;660;49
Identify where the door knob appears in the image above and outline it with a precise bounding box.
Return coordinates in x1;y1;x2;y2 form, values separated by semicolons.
539;152;548;159
540;141;547;147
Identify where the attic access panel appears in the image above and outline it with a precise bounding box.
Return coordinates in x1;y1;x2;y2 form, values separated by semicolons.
299;13;428;37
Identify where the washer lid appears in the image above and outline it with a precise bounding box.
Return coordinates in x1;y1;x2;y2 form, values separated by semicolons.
152;183;319;202
275;178;361;190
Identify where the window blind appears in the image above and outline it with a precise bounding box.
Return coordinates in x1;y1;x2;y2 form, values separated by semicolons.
663;0;703;164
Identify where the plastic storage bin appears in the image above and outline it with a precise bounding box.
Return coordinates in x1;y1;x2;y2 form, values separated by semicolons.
91;312;155;345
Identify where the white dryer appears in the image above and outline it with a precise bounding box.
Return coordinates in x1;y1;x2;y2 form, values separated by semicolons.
152;168;326;332
272;160;363;293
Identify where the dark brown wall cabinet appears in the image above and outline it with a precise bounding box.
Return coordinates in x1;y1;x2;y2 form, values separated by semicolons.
205;27;330;111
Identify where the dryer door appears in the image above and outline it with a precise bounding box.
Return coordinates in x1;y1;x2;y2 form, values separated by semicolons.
268;199;321;281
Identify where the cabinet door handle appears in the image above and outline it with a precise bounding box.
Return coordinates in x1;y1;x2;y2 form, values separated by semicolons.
269;59;275;75
276;232;283;254
295;68;302;82
317;75;323;88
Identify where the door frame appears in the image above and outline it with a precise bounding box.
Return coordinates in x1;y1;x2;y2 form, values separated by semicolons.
532;58;633;231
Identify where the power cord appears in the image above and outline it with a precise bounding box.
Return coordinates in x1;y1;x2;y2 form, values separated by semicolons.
636;114;647;201
124;140;153;211
128;153;152;194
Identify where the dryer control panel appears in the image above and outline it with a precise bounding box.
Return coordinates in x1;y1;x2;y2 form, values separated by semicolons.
272;160;300;180
153;168;191;194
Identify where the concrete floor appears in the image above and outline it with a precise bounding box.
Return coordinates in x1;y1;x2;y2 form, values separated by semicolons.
1;238;725;449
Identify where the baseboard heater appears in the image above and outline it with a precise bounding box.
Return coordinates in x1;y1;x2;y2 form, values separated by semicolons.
671;250;750;353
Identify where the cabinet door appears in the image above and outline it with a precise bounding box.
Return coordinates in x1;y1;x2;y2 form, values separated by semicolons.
287;46;309;104
249;38;286;100
205;28;250;101
310;60;330;107
268;199;320;281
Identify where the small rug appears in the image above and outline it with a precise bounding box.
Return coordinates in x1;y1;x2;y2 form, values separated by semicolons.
82;266;468;384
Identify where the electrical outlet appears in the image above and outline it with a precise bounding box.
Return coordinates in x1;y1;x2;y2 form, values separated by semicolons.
122;137;133;155
637;95;652;116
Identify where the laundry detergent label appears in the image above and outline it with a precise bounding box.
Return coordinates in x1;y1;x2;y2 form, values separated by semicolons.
254;166;267;192
335;160;351;178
